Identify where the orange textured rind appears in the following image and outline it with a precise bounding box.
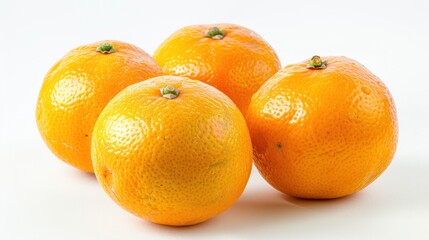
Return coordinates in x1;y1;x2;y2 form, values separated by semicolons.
92;76;253;226
36;40;163;172
246;56;398;199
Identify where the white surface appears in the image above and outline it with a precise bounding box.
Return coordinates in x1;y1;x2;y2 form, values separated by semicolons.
1;0;429;239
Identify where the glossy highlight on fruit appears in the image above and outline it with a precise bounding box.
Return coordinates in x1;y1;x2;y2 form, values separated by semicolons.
91;76;253;226
36;40;163;172
153;23;281;115
246;56;398;199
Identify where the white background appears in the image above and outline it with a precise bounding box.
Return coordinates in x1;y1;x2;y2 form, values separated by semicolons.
1;0;428;239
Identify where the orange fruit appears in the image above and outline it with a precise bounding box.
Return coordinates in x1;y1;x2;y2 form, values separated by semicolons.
246;56;398;199
153;23;281;115
36;40;162;172
91;76;253;226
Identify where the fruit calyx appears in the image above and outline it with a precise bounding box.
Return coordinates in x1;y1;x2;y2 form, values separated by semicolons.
96;42;116;54
160;86;179;99
307;55;327;69
205;27;226;40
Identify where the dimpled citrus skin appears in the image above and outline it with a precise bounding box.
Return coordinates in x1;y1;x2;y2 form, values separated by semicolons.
153;23;281;115
36;40;162;172
246;56;398;199
91;76;253;226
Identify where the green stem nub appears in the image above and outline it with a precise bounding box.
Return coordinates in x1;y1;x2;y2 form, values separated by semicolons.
307;55;327;69
160;86;179;99
96;42;116;54
205;27;226;40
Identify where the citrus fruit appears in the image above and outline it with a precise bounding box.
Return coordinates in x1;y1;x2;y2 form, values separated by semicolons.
91;76;253;226
36;40;162;172
153;23;281;115
246;56;398;199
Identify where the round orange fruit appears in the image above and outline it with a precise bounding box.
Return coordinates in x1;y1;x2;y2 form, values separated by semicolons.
91;76;253;226
153;23;281;115
246;56;398;199
36;40;162;172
